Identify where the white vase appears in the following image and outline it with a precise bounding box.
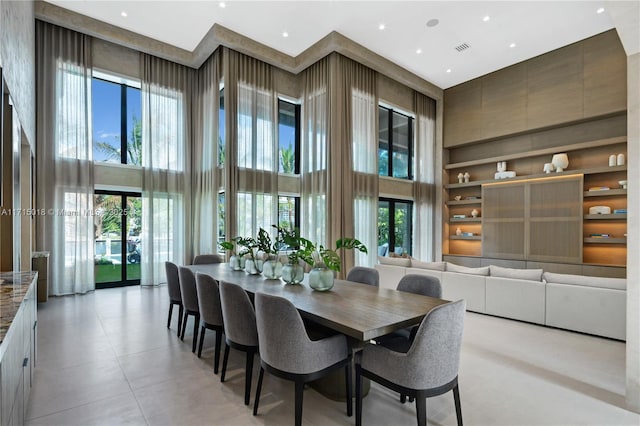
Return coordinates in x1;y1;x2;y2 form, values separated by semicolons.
262;257;283;279
308;264;334;291
282;263;304;285
229;255;244;271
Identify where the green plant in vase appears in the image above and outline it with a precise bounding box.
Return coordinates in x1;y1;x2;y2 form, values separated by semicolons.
258;227;284;279
219;237;247;271
307;237;368;291
236;236;262;274
274;225;314;284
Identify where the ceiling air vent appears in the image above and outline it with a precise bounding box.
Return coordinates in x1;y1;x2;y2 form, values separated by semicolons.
455;43;470;52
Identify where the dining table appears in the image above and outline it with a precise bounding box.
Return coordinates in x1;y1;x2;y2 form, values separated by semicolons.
185;262;449;343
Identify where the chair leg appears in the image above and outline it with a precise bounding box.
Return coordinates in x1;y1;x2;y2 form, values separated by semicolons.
453;384;463;426
197;325;206;358
355;363;363;426
244;351;254;405
415;395;427;426
180;312;188;341
345;361;352;417
177;305;184;337
253;367;265;416
294;380;304;426
400;394;406;404
214;331;222;374
167;303;173;329
192;314;200;353
221;344;230;382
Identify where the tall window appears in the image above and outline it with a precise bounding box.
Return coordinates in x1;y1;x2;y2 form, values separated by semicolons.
219;87;225;166
278;99;300;174
378;106;413;179
378;198;413;256
92;73;142;165
278;196;299;230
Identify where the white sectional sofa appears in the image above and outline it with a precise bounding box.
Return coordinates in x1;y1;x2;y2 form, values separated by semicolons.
374;257;626;340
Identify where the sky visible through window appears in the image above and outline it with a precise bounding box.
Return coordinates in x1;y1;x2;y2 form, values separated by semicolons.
92;78;141;164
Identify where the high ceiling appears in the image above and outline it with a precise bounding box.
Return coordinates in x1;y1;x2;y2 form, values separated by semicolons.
45;1;617;89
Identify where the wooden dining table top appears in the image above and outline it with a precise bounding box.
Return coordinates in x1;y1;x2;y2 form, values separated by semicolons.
185;263;449;342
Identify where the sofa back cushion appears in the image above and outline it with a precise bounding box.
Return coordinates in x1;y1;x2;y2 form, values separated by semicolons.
446;263;489;276
543;272;626;290
410;258;446;271
490;265;543;282
378;256;411;267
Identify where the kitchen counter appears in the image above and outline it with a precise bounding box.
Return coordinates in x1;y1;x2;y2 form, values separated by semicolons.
0;271;38;345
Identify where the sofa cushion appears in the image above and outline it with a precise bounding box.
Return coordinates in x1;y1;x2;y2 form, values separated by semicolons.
410;258;446;271
378;256;411;267
490;265;543;282
543;272;626;291
446;263;489;276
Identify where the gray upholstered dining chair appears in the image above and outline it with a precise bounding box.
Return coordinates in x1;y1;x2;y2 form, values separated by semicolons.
165;261;183;337
219;281;259;405
195;272;224;374
252;292;352;426
356;299;466;426
178;266;200;353
397;274;442;298
346;266;380;287
193;254;224;265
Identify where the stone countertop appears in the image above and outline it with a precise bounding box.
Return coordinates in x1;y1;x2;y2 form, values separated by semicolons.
0;271;38;344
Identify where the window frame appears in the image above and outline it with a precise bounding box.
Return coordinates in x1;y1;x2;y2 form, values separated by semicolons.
379;197;414;256
378;105;414;180
278;98;301;175
92;72;141;166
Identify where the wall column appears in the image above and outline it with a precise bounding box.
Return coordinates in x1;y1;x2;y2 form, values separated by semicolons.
626;51;640;413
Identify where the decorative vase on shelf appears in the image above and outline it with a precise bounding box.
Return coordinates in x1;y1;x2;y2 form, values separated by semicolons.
471;209;479;218
463;172;470;183
229;254;244;271
262;256;283;280
282;263;304;285
551;153;569;172
617;153;625;166
457;173;464;183
543;163;554;174
308;264;334;291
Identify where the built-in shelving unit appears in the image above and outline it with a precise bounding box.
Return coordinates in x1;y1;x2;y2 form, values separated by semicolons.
444;136;627;270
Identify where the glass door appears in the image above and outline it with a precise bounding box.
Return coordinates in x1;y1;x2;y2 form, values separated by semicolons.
94;191;141;288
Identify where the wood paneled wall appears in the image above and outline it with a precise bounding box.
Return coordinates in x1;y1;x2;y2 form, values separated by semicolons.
444;30;627;147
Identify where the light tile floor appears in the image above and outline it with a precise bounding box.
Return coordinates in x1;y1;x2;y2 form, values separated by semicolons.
26;285;640;425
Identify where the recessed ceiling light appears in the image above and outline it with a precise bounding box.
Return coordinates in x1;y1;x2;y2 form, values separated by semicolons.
509;43;516;48
426;19;439;28
483;15;490;22
219;2;226;8
378;23;386;30
282;31;289;38
597;7;605;14
120;11;127;17
416;48;422;54
446;69;452;73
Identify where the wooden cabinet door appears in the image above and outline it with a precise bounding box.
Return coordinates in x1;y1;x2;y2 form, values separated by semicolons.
527;176;583;263
482;182;526;260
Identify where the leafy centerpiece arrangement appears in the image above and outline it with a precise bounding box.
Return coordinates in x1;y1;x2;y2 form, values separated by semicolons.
222;225;368;291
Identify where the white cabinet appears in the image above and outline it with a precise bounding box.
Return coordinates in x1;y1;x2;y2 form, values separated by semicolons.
0;273;37;426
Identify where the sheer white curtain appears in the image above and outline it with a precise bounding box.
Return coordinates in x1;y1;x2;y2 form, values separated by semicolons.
351;71;378;267
301;58;329;245
140;54;192;285
192;51;221;256
412;92;437;261
35;21;95;295
224;49;278;240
